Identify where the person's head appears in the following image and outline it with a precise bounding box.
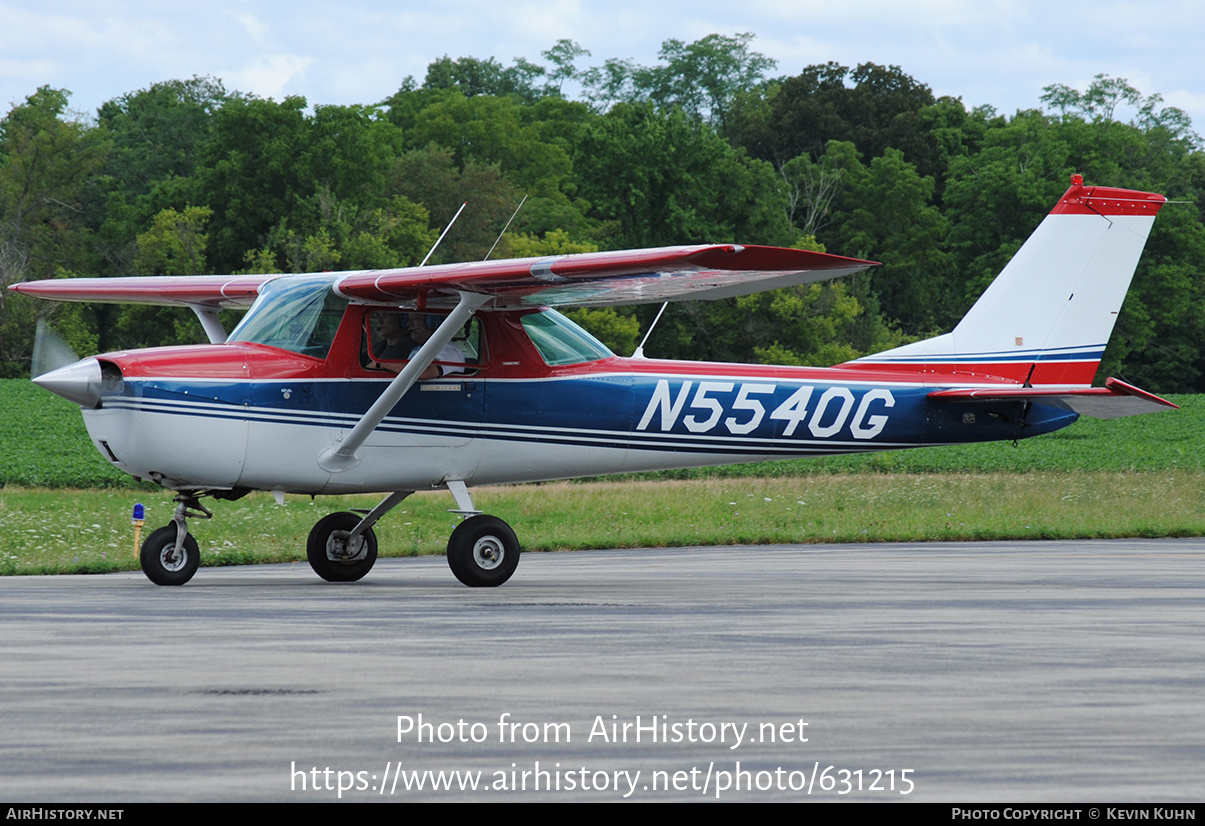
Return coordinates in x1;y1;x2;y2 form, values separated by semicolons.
407;314;437;343
376;312;403;339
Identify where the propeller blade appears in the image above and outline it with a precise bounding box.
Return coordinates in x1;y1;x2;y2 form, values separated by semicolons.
31;318;80;379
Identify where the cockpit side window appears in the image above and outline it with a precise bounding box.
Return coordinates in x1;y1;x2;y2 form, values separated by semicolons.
227;275;347;359
364;310;484;374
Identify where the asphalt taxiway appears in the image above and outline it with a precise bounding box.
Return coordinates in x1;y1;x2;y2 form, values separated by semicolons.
1;539;1202;801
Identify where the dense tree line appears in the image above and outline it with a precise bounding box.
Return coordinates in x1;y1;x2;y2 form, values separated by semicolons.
2;35;1204;392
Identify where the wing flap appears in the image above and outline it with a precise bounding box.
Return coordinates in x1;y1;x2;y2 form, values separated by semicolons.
928;377;1178;419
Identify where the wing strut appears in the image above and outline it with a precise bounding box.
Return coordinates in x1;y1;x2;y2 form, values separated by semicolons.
189;305;228;344
318;291;488;472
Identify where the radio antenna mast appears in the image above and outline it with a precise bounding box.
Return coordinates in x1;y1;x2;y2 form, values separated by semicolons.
420;202;467;267
484;194;528;260
631;302;668;359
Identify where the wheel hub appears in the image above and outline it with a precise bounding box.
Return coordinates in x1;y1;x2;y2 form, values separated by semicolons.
159;546;187;572
326;530;366;562
472;536;505;570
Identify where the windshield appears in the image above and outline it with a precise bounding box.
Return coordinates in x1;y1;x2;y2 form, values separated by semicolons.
520;309;613;366
227;275;347;358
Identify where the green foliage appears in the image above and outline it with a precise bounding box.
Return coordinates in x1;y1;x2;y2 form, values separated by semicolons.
196;94;310;271
0;380;146;488
746;62;936;167
135;206;212;275
639;33;777;132
505;227;597;257
424;54;547;102
402;92;572;196
96;76;226;198
1041;73;1200;147
248;190;435;272
824;145;951;333
389;143;524;263
576;102;792;249
0;87;110;374
542;40;591;95
737;282;864;366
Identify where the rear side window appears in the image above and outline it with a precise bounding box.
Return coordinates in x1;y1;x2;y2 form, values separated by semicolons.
520;309;613;366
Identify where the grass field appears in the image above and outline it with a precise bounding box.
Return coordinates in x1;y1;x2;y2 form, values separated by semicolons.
2;379;1203;576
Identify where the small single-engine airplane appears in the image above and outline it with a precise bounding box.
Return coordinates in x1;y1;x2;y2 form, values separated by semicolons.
11;175;1176;587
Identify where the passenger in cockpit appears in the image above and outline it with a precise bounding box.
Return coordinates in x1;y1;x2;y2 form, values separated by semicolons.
407;314;465;379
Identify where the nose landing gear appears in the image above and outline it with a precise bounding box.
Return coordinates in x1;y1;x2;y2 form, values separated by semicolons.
139;493;212;586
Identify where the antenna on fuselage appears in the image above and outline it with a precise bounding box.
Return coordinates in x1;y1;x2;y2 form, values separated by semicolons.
419;202;467;267
483;194;529;261
631;302;668;360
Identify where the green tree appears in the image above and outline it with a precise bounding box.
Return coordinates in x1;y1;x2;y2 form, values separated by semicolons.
195;94;310;271
135;206;212;276
542;40;591;95
388;144;523;264
0;87;108;375
638;33;776;133
197;97;407;272
575;103;792;249
424;55;547;102
96;76;226;198
823;144;950;334
747;62;939;175
247;190;434;272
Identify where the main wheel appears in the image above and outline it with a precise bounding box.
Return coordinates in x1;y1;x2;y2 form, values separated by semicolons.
140;525;200;586
446;515;519;587
307;512;377;582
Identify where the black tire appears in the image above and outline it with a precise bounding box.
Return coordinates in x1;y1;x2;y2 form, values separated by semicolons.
140;525;200;586
446;515;519;587
307;512;377;582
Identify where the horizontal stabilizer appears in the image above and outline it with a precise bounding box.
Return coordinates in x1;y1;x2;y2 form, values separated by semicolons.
928;377;1178;419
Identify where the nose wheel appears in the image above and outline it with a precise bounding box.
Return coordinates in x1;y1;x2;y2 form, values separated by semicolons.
140;525;200;586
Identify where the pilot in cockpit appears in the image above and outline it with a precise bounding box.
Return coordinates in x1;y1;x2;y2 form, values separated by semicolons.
371;311;413;362
406;314;465;379
367;311;464;379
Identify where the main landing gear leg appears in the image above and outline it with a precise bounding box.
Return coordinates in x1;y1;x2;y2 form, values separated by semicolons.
306;490;413;582
444;481;520;588
140;493;212;586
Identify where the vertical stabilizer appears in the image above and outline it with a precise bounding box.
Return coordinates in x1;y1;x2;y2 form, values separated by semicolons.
850;176;1166;386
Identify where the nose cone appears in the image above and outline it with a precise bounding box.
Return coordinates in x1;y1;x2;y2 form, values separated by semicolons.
32;357;104;408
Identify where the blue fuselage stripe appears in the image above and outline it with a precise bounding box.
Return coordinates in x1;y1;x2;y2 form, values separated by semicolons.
104;374;1078;455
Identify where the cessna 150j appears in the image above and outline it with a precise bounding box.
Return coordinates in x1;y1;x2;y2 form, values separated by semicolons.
12;176;1176;587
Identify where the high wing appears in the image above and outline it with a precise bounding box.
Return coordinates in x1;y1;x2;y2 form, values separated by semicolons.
8;245;877;310
8;273;275;308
